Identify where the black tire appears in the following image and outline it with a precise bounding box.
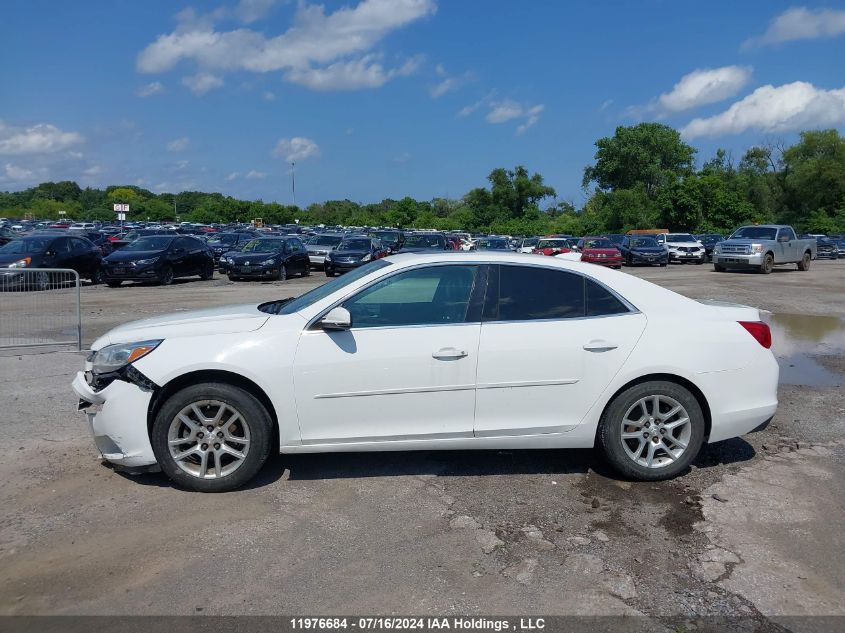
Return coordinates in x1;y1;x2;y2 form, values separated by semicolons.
150;382;273;493
659;262;667;267
302;264;311;277
106;280;123;288
91;266;105;285
797;251;811;271
199;262;214;280
228;274;239;282
760;253;774;274
34;271;50;291
278;265;287;281
159;265;174;285
597;380;705;481
325;269;335;277
714;264;726;272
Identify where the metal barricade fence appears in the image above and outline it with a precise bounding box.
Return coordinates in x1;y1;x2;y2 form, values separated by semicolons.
0;268;82;350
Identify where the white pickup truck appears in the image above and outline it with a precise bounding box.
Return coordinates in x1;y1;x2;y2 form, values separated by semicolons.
712;225;817;274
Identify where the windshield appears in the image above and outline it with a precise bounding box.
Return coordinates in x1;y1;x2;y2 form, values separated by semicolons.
338;238;371;250
476;238;509;250
631;238;659;247
0;238;50;253
522;237;539;247
404;234;445;248
373;231;400;243
583;239;614;249
308;235;343;247
240;239;283;253
121;236;174;251
666;234;696;243
537;239;569;249
277;259;392;315
729;227;778;240
208;234;239;245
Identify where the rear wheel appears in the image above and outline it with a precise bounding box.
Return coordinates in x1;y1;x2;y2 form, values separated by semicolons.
714;264;726;272
598;380;705;481
91;266;105;285
325;269;335;277
106;280;122;288
34;271;50;291
301;264;311;277
797;251;811;271
199;262;214;280
278;265;287;281
150;382;273;493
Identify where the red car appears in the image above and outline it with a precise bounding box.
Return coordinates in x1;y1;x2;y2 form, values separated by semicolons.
577;237;623;269
532;237;575;256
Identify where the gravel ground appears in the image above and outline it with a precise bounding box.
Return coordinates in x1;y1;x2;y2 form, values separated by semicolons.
0;259;843;628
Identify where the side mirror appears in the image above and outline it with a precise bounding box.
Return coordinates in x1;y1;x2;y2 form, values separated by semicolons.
319;306;352;331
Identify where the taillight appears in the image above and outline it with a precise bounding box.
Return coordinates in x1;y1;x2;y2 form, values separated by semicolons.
739;321;772;349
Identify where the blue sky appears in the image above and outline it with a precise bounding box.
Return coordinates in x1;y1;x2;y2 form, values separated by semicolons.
1;0;844;207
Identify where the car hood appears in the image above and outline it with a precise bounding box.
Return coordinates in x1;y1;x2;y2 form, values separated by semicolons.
582;248;620;256
666;241;702;247
93;303;271;349
331;249;368;257
229;251;281;262
629;246;665;254
106;249;164;262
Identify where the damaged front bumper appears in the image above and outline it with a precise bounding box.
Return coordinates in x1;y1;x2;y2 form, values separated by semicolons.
72;369;160;472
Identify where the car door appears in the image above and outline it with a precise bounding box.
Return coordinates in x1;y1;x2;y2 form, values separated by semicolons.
48;237;75;270
292;263;484;444
778;227;797;262
170;237;191;275
473;264;647;437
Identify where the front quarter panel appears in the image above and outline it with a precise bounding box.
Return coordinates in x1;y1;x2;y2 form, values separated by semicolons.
132;315;306;447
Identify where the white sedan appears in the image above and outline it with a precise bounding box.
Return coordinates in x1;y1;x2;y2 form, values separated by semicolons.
72;252;778;492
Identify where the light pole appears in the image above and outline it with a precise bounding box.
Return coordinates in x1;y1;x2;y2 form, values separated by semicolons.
290;161;296;207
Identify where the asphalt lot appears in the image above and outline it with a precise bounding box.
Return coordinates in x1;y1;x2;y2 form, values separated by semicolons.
1;259;843;628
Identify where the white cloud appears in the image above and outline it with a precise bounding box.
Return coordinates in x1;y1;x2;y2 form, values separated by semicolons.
137;0;435;91
483;100;544;134
83;165;103;176
393;151;411;163
182;72;224;96
263;91;276;101
0;121;84;156
458;97;485;117
137;81;165;97
236;0;278;24
166;137;190;152
745;7;845;47
658;66;752;112
245;169;267;179
599;99;613;112
175;159;190;170
273;137;320;162
226;171;240;181
429;64;473;98
285;54;422;90
681;81;845;139
3;163;34;181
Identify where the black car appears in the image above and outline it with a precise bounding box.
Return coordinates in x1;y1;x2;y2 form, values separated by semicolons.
395;232;449;253
0;234;104;289
325;236;387;276
226;237;310;281
110;228;175;250
102;235;214;286
619;236;668;267
369;229;404;253
474;236;512;251
695;234;724;261
206;232;260;271
816;236;839;259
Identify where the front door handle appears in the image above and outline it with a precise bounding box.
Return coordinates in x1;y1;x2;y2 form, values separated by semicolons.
583;340;618;352
432;347;468;360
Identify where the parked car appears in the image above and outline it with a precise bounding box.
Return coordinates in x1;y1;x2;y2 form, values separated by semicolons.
206;232;259;270
325;236;386;276
695;234;724;261
619;236;668;267
102;235;214;286
832;237;845;258
226;237;310;281
531;237;574;256
815;237;839;260
655;233;706;264
305;234;344;270
577;237;624;269
110;228;174;250
474;237;511;251
395;232;449;252
0;226;19;246
369;230;404;253
516;237;539;253
713;225;817;274
0;234;104;289
72;252;779;492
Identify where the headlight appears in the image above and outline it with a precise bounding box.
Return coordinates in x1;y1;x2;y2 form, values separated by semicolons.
714;244;722;254
135;257;159;265
751;244;763;253
8;257;30;268
361;253;372;262
91;340;162;374
259;258;276;266
223;257;232;263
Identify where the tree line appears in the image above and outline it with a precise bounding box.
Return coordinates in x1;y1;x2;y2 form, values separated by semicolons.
1;124;843;235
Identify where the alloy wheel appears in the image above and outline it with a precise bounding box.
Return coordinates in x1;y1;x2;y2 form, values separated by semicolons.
620;395;691;469
167;400;251;479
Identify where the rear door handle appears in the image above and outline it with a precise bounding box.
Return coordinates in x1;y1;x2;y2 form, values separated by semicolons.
433;347;468;360
583;340;618;352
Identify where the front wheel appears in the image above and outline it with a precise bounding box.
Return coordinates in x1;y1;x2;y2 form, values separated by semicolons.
199;262;214;280
301;264;311;277
760;254;774;274
597;381;705;481
714;264;726;272
150;382;273;492
797;252;811;271
325;269;335;277
91;266;105;285
159;265;174;285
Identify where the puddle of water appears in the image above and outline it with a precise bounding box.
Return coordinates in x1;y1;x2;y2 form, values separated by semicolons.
764;313;845;387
